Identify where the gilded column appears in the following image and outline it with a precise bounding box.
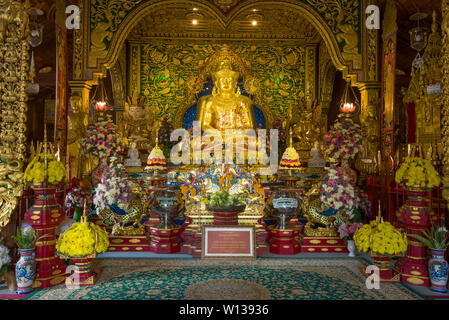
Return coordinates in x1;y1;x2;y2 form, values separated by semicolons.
441;0;449;210
72;0;84;80
0;1;30;230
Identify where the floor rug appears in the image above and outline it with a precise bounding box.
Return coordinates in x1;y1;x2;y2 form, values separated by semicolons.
25;258;425;300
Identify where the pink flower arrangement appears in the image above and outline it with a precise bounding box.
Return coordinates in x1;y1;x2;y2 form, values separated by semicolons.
323;114;364;161
65;187;93;215
354;187;372;218
338;222;364;240
320;165;356;213
93;157;131;211
84;114;123;158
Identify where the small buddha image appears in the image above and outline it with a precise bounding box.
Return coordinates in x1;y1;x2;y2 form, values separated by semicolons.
124;141;142;167
197;58;255;133
307;141;326;168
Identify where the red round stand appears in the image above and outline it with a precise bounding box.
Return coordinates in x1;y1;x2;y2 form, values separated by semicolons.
25;184;66;288
372;255;394;280
398;187;437;287
267;225;301;255
213;211;239;225
148;217;191;254
60;253;98;288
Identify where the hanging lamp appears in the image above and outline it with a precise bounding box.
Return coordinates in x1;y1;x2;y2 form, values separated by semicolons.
339;80;359;114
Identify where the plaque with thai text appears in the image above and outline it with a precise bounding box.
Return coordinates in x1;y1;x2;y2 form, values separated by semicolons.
201;226;256;259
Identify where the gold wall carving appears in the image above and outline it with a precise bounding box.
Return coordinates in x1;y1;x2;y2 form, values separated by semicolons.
404;12;442;148
134;41;313;128
78;0;364;87
0;0;30;230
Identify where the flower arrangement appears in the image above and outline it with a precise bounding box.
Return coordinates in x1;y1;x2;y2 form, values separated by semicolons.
158;116;173;159
338;222;364;240
354;187;372;219
320;165;356;213
65;186;93;221
56;216;109;257
84;114;123;158
11;227;38;249
354;217;408;256
0;240;11;275
24;153;67;185
395;156;440;188
322;113;364;161
93;157;131;212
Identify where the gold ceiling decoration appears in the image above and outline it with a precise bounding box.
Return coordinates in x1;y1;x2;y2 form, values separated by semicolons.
129;4;320;42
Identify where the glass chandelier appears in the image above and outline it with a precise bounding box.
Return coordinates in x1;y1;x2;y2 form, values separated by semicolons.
409;12;428;69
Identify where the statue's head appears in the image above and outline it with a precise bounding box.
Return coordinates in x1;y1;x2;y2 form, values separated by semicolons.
69;95;82;113
212;59;239;94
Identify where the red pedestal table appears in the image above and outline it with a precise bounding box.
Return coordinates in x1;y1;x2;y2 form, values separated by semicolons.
267;225;301;255
398;187;438;287
148;217;191;253
59;253;98;288
24;184;67;288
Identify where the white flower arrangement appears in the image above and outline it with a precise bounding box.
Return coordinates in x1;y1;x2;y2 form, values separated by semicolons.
0;244;11;274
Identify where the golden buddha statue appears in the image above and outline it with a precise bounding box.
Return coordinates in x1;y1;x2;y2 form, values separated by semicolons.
284;99;321;161
197;59;255;133
67;95;88;179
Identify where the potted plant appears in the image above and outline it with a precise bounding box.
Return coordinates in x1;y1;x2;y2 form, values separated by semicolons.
408;223;449;293
202;190;248;225
354;216;408;281
11;228;38;294
338;222;363;257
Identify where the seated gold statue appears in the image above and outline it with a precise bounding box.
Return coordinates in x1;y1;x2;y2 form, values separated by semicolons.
197;59;255;134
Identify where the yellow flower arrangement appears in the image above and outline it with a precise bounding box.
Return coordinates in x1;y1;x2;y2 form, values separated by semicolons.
354;217;408;257
24;153;68;185
56;220;109;257
395;157;440;188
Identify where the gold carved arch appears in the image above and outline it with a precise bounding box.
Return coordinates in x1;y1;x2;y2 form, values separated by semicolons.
84;0;362;85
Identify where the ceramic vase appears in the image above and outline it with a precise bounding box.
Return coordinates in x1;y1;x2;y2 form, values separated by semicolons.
15;248;35;294
347;240;356;257
428;249;448;294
